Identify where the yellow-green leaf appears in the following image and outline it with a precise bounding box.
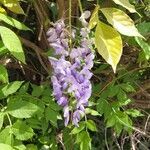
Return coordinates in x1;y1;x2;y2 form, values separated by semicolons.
100;8;143;38
89;5;99;29
0;6;6;14
0;0;24;14
112;0;136;13
95;21;122;72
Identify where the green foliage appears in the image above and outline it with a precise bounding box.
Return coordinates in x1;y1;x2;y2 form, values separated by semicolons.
12;120;34;140
0;0;149;149
0;13;30;31
0;64;8;83
0;26;26;63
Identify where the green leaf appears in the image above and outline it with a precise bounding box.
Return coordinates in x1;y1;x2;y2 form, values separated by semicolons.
137;22;150;36
114;122;123;136
106;113;116;127
107;85;120;97
0;64;8;83
0;26;26;63
76;131;91;150
71;122;85;134
85;108;100;116
115;111;133;130
7;97;41;118
0;0;24;14
0;81;23;99
135;37;150;60
0;40;8;55
13;140;26;150
95;21;122;72
86;120;97;132
125;109;143;117
45;106;58;127
0;112;4;130
12;120;34;141
112;0;137;13
31;84;44;97
89;5;99;29
117;89;127;101
26;144;38;150
100;8;143;38
0;126;13;145
120;83;135;92
0;143;13;150
97;98;111;117
0;13;30;30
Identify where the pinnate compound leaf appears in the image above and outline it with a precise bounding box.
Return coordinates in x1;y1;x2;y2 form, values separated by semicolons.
0;143;13;150
0;13;30;30
12;120;34;140
7;97;41;118
0;26;25;63
0;64;8;83
0;0;24;14
112;0;137;13
95;21;122;72
100;8;143;38
89;5;99;29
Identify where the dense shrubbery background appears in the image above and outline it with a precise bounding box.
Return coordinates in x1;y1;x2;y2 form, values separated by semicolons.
0;0;149;149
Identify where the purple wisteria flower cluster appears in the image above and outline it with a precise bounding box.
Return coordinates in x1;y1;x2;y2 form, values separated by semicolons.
47;12;94;126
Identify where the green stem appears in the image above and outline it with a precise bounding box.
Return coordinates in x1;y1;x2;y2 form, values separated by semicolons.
6;113;12;126
78;0;83;14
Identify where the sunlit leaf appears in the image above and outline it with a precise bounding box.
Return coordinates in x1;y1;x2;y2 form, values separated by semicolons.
0;6;6;14
0;143;13;150
89;5;99;29
0;26;26;63
0;126;13;145
0;81;23;99
100;8;143;38
95;21;122;72
12;120;34;140
112;0;137;13
0;13;30;30
0;0;24;14
7;97;41;118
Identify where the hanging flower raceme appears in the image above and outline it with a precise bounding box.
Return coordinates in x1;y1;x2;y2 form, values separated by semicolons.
47;13;94;126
